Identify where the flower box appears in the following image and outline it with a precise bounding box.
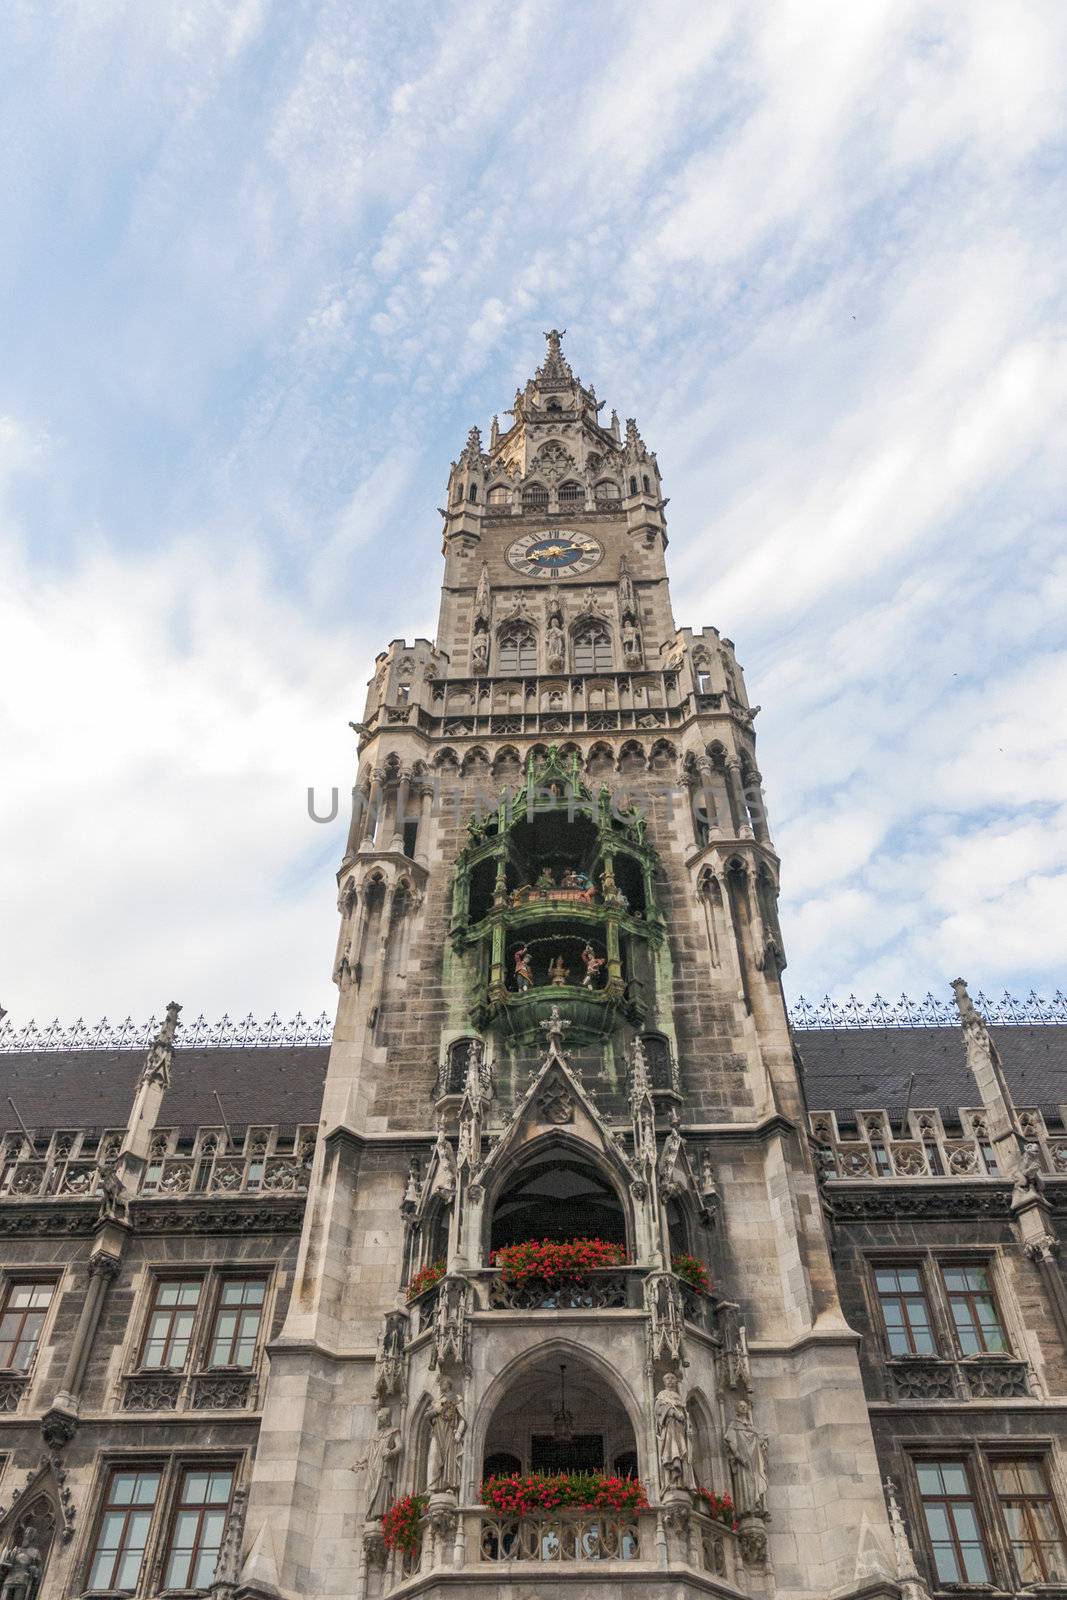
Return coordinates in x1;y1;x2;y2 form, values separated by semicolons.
382;1493;428;1553
407;1261;446;1301
482;1471;649;1515
490;1237;627;1286
671;1253;713;1295
697;1487;737;1528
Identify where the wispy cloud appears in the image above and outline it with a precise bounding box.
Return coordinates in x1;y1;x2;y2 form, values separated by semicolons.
1;0;1065;1017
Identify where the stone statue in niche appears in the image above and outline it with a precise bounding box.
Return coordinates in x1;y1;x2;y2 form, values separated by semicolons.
654;1372;691;1490
361;1407;402;1520
0;1534;42;1600
471;636;489;675
427;1376;466;1495
724;1399;769;1516
622;623;643;666
546;621;566;671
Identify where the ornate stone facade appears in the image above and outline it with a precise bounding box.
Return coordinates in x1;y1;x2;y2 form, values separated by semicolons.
1;334;1066;1600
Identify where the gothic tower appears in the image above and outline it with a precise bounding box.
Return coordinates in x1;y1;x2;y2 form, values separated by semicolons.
240;332;900;1600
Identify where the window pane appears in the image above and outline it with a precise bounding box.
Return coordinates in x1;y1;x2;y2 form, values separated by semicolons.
962;1542;990;1581
917;1464;944;1493
165;1548;192;1589
931;1543;961;1583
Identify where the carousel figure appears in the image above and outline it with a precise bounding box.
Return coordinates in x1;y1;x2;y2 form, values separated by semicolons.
548;954;570;986
581;942;606;989
513;944;534;992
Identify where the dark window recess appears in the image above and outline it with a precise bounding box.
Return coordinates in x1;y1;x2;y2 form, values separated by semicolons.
874;1266;936;1356
614;1450;639;1479
531;1434;604;1473
87;1466;162;1593
0;1281;54;1372
916;1460;990;1585
995;1458;1067;1584
208;1279;265;1369
140;1279;202;1369
162;1465;235;1590
941;1264;1008;1354
483;1452;521;1479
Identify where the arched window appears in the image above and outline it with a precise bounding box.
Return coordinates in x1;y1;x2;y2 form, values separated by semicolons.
573;625;613;672
642;474;650;492
498;627;537;673
594;480;620;501
468;482;478;502
558;480;582;505
522;483;549;511
487;485;509;506
629;475;638;494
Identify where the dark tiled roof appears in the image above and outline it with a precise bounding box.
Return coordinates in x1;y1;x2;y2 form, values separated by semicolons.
0;1047;329;1135
2;1028;1064;1135
798;1026;1067;1121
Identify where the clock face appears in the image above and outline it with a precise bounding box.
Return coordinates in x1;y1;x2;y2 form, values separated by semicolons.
506;529;603;578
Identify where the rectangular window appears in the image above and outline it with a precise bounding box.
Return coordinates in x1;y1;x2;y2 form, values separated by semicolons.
162;1465;235;1590
874;1265;936;1356
87;1466;161;1592
208;1279;265;1369
917;1460;990;1585
940;1263;1008;1355
994;1458;1067;1584
140;1279;202;1370
0;1280;54;1372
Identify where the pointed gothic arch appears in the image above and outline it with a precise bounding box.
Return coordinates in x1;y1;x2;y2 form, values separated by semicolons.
470;1338;644;1497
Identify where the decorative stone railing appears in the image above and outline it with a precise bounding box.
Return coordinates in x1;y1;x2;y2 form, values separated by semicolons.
0;1144;315;1201
142;1152;313;1198
478;1507;644;1562
820;1138;991;1179
374;1504;744;1592
472;1266;647;1312
885;1356;1032;1402
0;1374;29;1413
120;1369;258;1413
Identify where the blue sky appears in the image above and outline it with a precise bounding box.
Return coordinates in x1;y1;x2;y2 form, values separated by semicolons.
2;0;1065;1026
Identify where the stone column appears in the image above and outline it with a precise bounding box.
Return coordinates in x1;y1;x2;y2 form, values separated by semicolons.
361;769;385;851
389;771;412;853
44;1241;123;1443
725;759;752;839
414;783;434;867
344;786;366;857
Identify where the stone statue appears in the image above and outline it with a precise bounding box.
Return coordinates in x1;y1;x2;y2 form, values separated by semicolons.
619;560;637;619
622;624;642;665
471;635;489;675
546;622;565;670
362;1407;402;1520
0;1535;42;1600
724;1400;769;1516
654;1372;691;1490
427;1377;466;1495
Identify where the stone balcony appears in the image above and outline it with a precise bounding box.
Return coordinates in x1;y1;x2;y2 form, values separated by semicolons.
371;1503;746;1599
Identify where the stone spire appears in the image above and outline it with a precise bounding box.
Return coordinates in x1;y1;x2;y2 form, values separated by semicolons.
536;327;574;385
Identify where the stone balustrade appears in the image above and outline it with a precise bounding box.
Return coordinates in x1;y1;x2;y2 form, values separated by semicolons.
373;1503;745;1594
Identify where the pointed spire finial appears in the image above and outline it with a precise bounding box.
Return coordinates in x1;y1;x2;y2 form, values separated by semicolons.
539;1004;572;1069
140;1001;181;1088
